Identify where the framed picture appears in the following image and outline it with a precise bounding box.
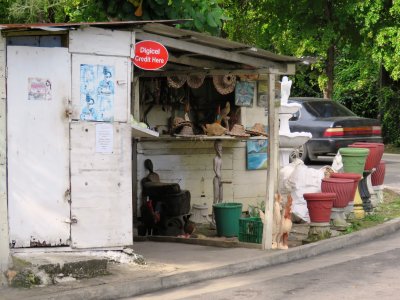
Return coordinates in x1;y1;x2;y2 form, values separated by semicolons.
246;139;268;170
257;81;268;107
235;81;255;107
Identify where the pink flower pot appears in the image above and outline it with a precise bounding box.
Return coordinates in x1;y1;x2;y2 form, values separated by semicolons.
330;172;362;201
371;160;386;186
321;178;354;208
304;192;335;223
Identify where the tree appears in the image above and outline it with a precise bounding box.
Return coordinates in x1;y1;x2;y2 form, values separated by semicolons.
2;0;227;36
223;0;364;99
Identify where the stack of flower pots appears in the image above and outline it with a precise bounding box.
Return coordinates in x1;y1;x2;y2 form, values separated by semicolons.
349;143;384;210
321;177;354;229
371;160;386;203
339;147;369;218
330;172;362;220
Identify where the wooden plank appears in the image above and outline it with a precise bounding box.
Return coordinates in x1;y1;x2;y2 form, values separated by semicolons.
135;31;284;69
69;27;131;57
169;54;236;69
262;73;278;250
0;35;8;273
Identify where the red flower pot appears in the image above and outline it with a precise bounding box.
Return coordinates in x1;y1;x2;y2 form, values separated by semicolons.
321;178;354;208
349;143;381;171
304;192;335;223
330;172;362;201
371;160;386;186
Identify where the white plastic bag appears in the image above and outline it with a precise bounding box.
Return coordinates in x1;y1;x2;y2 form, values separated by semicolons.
279;159;325;222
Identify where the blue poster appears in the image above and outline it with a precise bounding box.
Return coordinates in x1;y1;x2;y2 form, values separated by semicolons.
80;64;115;122
246;140;268;170
235;81;255;107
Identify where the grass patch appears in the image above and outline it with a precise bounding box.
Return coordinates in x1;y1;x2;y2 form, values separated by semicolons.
384;144;400;154
345;188;400;234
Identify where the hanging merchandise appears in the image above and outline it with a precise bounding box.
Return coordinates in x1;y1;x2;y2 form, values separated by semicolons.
187;74;205;89
167;75;186;89
213;74;237;95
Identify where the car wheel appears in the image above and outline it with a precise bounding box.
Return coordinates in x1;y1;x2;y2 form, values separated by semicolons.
289;144;310;164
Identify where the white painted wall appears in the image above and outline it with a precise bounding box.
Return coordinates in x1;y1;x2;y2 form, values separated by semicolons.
0;35;10;286
136;139;268;215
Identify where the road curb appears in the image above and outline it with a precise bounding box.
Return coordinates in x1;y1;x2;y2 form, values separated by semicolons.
26;216;400;300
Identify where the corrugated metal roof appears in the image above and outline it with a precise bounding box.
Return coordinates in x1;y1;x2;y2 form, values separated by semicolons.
140;23;299;63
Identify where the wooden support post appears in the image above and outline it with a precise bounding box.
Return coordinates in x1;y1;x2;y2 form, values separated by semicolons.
262;73;279;250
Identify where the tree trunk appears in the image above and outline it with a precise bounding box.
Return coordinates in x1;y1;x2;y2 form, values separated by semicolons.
324;44;335;99
323;0;334;99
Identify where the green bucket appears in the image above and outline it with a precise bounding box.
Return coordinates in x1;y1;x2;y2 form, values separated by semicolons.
213;202;243;237
339;147;369;175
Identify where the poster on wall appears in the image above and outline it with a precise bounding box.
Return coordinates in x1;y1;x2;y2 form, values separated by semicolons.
80;64;115;122
235;81;255;107
28;78;52;101
246;139;268;170
95;123;113;154
257;81;268;107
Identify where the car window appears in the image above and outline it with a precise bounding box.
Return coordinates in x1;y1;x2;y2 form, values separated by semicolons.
303;101;356;118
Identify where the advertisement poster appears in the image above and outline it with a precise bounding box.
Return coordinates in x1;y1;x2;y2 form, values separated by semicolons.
28;78;52;101
80;64;115;122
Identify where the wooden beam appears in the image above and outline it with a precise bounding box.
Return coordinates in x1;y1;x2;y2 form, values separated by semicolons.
136;31;285;69
134;68;269;77
168;54;237;69
262;73;278;250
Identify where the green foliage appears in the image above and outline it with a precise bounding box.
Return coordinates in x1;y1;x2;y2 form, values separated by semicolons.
379;87;400;146
97;0;228;35
248;200;265;218
3;0;106;23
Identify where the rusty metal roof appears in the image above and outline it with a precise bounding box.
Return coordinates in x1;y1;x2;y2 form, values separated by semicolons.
0;19;187;31
0;20;301;72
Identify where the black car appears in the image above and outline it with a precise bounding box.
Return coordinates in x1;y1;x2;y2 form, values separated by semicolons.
288;97;383;163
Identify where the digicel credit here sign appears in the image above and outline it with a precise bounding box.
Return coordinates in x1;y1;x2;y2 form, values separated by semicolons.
133;40;169;70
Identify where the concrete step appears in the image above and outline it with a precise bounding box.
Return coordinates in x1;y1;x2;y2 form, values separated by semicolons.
7;252;109;288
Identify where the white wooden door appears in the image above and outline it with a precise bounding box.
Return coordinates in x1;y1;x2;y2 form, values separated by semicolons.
70;122;132;248
7;46;71;247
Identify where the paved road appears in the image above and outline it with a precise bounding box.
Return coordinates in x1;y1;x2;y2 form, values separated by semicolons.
381;153;400;189
131;229;400;300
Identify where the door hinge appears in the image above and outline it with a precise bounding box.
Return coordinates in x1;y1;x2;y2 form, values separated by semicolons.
64;216;78;224
64;188;71;203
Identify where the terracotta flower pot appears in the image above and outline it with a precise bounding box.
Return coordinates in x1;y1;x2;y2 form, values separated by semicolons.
330;172;362;201
321;178;354;208
304;192;335;223
349;143;381;171
371;160;386;186
352;142;384;165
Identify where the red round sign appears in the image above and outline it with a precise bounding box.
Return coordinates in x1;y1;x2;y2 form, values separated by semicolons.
133;40;169;70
